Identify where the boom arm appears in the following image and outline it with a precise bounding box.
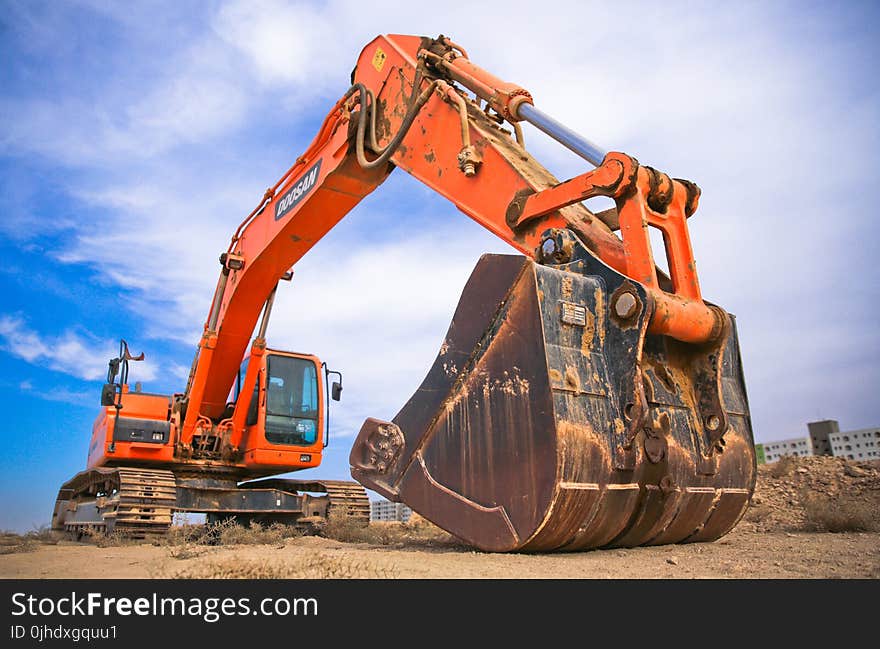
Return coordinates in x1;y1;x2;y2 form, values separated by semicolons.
178;34;721;445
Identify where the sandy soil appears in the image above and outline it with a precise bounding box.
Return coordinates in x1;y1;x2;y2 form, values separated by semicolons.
1;527;878;579
2;456;878;579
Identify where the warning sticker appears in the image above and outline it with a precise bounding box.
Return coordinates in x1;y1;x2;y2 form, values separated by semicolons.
560;302;587;327
372;47;387;71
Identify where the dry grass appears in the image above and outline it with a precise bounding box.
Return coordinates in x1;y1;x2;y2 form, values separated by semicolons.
319;511;383;544
0;526;61;554
159;519;303;559
80;528;141;548
158;553;396;579
0;536;38;555
153;511;460;566
161;524;212;560
802;494;877;533
215;521;300;546
319;510;461;548
153;514;406;577
22;506;456;556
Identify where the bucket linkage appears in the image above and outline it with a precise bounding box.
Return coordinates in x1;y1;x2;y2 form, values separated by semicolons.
351;229;755;552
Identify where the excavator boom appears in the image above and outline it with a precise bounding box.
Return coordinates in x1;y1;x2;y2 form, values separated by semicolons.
55;34;755;551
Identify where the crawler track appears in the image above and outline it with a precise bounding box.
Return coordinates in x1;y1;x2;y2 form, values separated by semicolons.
53;468;370;539
52;467;176;539
240;478;371;525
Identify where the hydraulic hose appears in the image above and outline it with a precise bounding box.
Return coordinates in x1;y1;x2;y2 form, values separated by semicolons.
349;79;440;169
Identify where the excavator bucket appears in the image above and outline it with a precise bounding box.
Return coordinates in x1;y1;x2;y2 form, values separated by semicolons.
351;238;756;552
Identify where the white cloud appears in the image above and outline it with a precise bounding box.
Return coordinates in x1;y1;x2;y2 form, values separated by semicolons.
0;20;249;166
123;41;250;151
1;0;878;451
167;362;193;383
0;316;157;382
60;170;262;343
212;0;348;88
19;382;93;407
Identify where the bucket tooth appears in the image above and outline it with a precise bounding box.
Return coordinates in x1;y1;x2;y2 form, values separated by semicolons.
351;244;755;552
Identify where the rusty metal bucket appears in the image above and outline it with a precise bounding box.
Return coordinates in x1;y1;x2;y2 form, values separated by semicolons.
350;236;755;552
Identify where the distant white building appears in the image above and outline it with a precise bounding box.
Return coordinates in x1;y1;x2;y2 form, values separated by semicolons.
763;437;813;463
807;420;837;456
828;427;880;460
370;500;412;523
759;420;880;463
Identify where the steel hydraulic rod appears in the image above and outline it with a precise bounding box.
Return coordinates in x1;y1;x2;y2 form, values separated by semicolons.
516;103;607;167
256;285;278;341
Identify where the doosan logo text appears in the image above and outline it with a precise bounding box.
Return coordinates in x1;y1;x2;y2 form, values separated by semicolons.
274;159;322;221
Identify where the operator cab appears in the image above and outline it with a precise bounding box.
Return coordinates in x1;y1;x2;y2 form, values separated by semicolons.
235;350;342;451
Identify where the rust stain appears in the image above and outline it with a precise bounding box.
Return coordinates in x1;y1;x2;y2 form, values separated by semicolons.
374;97;393;143
580;309;596;357
564;366;580;391
561;276;573;299
594;285;606;346
348;249;754;552
468;106;613;237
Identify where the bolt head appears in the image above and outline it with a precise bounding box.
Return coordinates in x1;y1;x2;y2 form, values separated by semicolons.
614;292;638;319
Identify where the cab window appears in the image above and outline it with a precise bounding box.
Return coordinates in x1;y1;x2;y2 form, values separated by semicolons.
264;355;319;446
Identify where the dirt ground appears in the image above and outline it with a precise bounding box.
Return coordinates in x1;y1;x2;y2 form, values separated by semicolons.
1;527;878;579
2;456;878;579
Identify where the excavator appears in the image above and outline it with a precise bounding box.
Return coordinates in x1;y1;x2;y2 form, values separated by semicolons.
52;34;755;552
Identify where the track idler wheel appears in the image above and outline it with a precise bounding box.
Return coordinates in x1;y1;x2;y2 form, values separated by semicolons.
351;245;756;552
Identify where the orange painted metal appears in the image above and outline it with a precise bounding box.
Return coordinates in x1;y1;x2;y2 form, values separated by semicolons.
510;151;722;344
87;350;325;476
354;35;630;267
239;351;326;470
426;51;533;121
181;32;621;435
171;33;724;474
228;341;265;449
185;127;392;426
86;388;174;469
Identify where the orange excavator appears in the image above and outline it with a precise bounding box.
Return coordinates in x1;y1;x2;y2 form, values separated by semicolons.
52;34;755;551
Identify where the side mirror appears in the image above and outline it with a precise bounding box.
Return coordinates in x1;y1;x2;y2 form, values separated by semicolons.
101;383;117;407
331;381;342;401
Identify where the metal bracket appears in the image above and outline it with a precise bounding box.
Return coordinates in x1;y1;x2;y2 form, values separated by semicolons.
540;228;652;470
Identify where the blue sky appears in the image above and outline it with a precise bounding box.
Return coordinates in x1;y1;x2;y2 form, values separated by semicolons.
1;1;878;532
